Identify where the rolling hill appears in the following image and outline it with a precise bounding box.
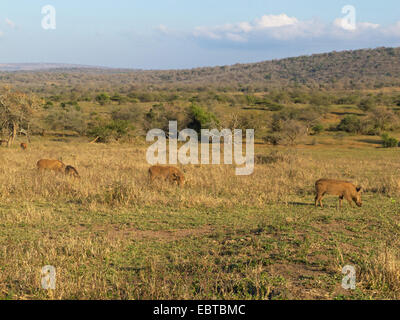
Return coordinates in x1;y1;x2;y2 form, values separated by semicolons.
1;46;400;91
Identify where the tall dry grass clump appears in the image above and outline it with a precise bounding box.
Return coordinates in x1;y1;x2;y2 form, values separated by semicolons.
358;243;400;299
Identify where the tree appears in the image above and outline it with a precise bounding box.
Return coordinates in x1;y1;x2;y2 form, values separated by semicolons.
280;119;307;145
45;107;87;135
95;93;111;105
358;97;376;112
367;107;399;132
87;120;133;143
265;119;307;146
187;103;219;134
337;115;362;133
0;88;42;147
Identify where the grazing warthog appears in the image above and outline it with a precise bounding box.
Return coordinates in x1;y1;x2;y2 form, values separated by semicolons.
65;165;80;178
315;179;363;208
37;159;80;178
20;143;27;150
148;165;185;186
37;159;66;173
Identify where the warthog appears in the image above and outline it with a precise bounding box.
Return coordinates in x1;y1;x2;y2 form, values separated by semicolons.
65;165;80;178
315;179;363;208
37;159;66;173
37;159;80;178
148;165;185;186
20;143;27;150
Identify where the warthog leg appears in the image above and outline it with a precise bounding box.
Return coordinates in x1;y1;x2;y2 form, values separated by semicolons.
315;193;324;208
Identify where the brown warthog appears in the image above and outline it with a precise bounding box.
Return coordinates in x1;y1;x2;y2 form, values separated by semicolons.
148;165;185;186
315;179;363;208
37;159;66;173
20;143;27;150
37;159;80;178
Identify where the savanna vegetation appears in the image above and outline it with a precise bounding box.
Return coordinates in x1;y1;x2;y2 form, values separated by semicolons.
1;46;400;300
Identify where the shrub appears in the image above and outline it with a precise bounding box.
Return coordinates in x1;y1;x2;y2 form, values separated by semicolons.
335;94;360;105
265;119;306;146
45;109;86;134
95;93;111;105
358;98;376;112
187;103;219;134
263;134;282;146
311;124;324;135
337;115;362;133
381;133;399;148
43;101;54;109
245;95;257;106
87;120;133;143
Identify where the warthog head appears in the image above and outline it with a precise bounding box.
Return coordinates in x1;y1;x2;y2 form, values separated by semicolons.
354;187;363;207
65;165;80;178
172;172;185;186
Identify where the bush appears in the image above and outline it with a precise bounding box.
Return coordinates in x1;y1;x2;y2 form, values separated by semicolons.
95;93;111;105
358;98;376;112
110;94;127;104
264;119;306;146
45;109;86;134
381;133;399;148
87;120;133;143
263;134;282;146
337;115;362;133
311;124;324;135
112;106;141;123
335;94;360;105
245;95;257;105
43;101;54;109
255;150;298;164
187;103;219;134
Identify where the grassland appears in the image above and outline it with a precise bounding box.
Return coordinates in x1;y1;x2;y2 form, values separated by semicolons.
0;136;399;300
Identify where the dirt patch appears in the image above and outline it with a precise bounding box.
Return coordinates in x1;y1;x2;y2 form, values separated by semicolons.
76;223;213;241
268;263;338;299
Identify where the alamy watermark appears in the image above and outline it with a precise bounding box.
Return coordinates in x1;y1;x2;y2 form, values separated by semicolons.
339;5;357;31
341;265;356;290
146;121;254;176
41;5;56;30
41;265;56;290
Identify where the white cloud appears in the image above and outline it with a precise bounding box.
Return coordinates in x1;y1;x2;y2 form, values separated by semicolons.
238;22;252;33
254;14;298;29
193;14;328;42
5;18;16;29
333;18;379;32
226;32;247;43
383;21;400;37
358;22;380;30
193;14;299;39
191;13;399;46
156;24;169;35
193;26;222;40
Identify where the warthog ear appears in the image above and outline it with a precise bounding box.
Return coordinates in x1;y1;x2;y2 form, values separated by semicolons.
356;187;363;193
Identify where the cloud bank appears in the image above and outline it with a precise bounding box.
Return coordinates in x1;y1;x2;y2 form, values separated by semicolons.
191;13;400;47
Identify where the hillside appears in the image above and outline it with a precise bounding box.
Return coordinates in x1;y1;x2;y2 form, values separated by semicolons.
0;63;106;72
0;47;399;92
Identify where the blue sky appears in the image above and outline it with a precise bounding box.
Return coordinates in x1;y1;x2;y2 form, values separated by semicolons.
0;0;399;69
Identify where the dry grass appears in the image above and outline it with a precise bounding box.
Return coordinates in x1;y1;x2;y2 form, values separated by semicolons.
0;140;399;209
0;138;399;299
